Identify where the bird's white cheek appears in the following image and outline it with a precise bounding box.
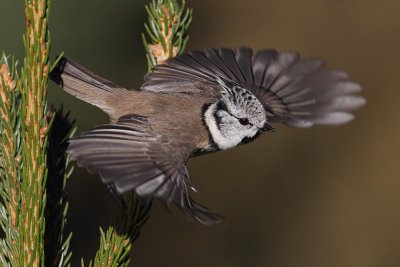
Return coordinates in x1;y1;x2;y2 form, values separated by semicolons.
204;104;241;150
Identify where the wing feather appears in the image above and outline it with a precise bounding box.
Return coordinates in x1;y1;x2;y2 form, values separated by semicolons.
142;47;365;127
68;114;223;225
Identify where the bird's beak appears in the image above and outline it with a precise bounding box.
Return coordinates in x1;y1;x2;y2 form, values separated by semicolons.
261;122;276;132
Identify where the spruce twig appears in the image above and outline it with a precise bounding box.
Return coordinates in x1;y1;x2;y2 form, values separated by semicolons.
83;195;151;267
0;0;72;265
143;0;192;70
0;53;22;267
18;0;51;265
0;0;55;265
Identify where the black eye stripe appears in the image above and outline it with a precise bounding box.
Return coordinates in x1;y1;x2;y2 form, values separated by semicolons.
217;100;228;113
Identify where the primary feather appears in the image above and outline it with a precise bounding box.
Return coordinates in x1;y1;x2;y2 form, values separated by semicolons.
143;47;365;127
68;115;224;225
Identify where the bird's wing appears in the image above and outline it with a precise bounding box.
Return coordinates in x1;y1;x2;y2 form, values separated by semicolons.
68;114;223;225
142;47;365;127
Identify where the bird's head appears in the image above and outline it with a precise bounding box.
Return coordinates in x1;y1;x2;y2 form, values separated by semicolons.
203;76;274;150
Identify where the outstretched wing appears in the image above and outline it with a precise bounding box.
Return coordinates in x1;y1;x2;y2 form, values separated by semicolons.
68;114;223;225
142;47;365;127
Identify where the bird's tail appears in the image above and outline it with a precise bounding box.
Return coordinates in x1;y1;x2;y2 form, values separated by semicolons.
50;57;125;115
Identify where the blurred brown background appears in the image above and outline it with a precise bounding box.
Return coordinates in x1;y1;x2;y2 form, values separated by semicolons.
1;0;400;266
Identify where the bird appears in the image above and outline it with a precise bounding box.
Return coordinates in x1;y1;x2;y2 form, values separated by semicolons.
50;47;365;225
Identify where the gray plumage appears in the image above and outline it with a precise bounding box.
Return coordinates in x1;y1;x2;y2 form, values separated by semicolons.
142;48;365;127
50;47;365;225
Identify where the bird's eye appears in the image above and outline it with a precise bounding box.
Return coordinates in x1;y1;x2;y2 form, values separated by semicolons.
239;118;249;126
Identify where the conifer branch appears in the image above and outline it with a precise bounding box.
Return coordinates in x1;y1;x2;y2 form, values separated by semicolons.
0;54;23;267
83;195;151;267
143;0;192;70
0;0;73;266
17;0;51;265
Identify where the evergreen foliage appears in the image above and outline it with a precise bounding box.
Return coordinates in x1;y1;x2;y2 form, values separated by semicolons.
0;1;192;266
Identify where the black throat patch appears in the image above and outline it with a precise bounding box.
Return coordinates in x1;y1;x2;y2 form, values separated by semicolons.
240;130;262;145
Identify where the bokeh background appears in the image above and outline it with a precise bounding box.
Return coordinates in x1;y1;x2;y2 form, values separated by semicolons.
1;0;400;266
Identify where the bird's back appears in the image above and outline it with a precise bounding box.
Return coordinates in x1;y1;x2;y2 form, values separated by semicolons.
109;88;218;153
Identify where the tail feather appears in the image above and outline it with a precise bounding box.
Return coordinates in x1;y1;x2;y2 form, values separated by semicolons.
50;57;125;115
